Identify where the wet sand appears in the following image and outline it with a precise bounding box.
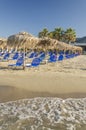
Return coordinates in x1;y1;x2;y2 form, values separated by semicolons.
0;85;86;103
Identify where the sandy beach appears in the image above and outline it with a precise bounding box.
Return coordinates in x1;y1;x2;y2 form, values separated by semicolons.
0;55;86;130
0;55;86;102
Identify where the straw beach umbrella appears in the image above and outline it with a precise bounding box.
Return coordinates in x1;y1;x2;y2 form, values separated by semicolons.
7;32;39;50
0;38;7;50
36;37;82;53
7;32;82;53
7;32;39;69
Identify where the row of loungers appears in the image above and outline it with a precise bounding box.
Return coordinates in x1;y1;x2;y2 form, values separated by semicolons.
0;50;80;68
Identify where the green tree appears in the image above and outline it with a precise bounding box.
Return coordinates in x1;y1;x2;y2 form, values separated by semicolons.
38;28;49;38
38;27;76;43
64;28;76;43
53;27;64;41
47;31;54;39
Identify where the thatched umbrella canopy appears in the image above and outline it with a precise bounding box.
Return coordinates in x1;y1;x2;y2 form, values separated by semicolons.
7;32;82;53
36;38;61;51
7;32;39;50
36;37;82;53
72;46;82;53
7;32;39;69
0;38;7;49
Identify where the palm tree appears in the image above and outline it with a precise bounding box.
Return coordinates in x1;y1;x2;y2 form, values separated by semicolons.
38;28;49;38
47;31;54;39
53;27;64;41
38;27;76;44
64;28;76;44
38;31;43;38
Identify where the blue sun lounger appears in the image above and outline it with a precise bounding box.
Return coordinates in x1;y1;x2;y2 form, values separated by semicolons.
58;54;64;61
8;57;24;67
12;52;19;60
48;54;57;62
3;52;10;60
29;52;38;58
26;58;41;67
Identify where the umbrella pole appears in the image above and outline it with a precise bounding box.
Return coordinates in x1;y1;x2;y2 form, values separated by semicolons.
23;43;25;70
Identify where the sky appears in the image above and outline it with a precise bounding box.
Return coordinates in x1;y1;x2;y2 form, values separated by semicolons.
0;0;86;38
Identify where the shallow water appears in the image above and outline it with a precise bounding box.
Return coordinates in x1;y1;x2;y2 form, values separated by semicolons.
0;97;86;130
